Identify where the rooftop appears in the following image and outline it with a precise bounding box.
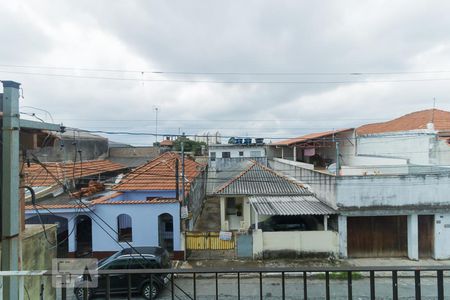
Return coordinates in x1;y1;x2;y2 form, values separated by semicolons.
357;109;450;135
113;152;204;192
214;160;312;196
271;128;353;146
24;159;127;187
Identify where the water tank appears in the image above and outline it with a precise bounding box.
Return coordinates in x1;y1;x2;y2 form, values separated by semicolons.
235;138;243;144
244;138;252;145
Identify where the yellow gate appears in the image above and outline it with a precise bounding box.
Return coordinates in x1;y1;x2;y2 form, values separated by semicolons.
185;232;235;250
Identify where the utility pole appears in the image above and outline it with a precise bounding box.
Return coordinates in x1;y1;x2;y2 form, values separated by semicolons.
154;107;159;144
181;133;185;206
1;81;21;300
335;141;340;176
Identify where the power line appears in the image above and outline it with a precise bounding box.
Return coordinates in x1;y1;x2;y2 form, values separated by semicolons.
4;69;450;84
3;63;450;76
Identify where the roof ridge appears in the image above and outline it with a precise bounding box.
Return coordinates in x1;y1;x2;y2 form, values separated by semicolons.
254;161;306;189
113;160;166;189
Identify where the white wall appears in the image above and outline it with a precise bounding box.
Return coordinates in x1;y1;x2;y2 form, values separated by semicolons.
355;132;433;165
93;203;181;252
253;230;338;256
337;173;450;208
434;213;450;259
209;145;266;158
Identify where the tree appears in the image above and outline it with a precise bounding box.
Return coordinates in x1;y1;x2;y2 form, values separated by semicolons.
173;138;206;156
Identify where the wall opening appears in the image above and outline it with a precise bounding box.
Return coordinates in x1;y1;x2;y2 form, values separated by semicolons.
158;213;174;252
76;215;92;257
117;214;133;242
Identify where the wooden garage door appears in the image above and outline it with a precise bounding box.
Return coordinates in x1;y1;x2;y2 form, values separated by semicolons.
347;216;407;258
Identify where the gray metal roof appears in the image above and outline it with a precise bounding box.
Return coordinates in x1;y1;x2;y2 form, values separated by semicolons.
249;195;336;216
214;161;311;195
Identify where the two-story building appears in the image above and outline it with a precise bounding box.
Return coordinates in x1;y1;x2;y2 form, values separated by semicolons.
270;109;450;260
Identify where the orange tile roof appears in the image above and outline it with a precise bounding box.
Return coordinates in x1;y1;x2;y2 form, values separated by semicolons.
272;129;353;146
160;139;174;146
24;160;127;187
113;152;204;192
357;109;450;135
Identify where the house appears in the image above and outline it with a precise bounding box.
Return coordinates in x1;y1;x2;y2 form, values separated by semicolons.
108;144;160;168
29;129;109;162
208;138;267;172
211;160;337;258
270;108;450;260
24;152;206;260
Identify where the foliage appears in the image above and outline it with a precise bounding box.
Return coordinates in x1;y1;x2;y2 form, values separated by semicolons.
173;138;206;156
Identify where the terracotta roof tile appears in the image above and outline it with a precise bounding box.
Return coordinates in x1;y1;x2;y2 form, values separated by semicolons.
24;160;127;187
357;109;450;135
272;129;353;146
113;152;203;192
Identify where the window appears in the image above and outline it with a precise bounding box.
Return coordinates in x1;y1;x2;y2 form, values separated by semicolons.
129;258;158;269
103;259;129;270
239;151;244;157
210;152;216;161
117;214;132;242
222;152;231;158
250;150;261;157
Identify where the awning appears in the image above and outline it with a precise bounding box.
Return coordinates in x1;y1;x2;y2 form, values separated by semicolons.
249;195;336;216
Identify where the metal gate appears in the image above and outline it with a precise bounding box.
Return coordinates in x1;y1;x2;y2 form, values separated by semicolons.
185;232;235;250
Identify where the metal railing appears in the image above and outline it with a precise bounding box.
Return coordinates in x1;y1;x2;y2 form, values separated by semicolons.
2;266;450;300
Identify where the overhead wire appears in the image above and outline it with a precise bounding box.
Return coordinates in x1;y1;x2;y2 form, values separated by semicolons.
4;69;450;84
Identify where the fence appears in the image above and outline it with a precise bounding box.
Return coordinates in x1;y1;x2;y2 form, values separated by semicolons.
185;231;236;250
2;266;450;300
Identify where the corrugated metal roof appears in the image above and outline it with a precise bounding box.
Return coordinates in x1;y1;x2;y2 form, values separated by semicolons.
214;161;311;195
271;128;353;146
249;195;336;215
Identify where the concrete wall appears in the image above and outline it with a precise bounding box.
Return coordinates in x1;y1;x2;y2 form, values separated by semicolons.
30;136;109;162
21;225;57;299
188;170;207;229
109;146;160;158
434;213;450;259
210;157;267;172
252;230;338;258
337;173;450;208
355;132;433;165
269;158;337;208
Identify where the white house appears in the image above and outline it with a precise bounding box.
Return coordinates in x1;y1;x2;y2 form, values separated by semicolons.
270;108;450;260
212;160;337;258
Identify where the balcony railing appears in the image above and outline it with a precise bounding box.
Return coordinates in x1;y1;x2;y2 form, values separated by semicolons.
2;266;450;300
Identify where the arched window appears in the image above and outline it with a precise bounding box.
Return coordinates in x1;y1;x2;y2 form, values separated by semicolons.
117;214;132;242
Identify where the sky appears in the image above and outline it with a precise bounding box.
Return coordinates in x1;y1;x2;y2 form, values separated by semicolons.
1;0;450;145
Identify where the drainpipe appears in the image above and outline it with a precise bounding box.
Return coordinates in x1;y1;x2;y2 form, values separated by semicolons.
1;80;21;300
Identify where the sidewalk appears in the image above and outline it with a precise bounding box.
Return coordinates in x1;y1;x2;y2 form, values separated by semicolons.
173;257;450;278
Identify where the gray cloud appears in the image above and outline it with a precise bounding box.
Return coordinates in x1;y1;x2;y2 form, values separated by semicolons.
1;1;450;145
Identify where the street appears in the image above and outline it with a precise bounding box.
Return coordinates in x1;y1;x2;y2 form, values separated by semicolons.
68;275;450;300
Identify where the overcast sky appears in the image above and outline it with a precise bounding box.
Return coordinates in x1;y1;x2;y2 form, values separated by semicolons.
1;1;450;145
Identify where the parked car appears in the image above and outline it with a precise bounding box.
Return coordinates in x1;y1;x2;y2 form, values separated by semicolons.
74;246;171;299
250;215;320;231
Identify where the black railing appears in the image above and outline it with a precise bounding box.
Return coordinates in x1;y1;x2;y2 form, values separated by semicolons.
49;266;450;300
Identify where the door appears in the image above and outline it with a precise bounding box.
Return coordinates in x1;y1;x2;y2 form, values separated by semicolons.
347;216;407;257
418;215;434;258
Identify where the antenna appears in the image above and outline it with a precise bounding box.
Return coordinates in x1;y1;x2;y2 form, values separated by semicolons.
154;106;159;143
432;97;436;123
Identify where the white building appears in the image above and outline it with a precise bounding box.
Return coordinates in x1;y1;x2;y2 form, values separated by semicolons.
269;109;450;260
208;140;266;172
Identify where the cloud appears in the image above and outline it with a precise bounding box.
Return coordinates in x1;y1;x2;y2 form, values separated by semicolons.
1;0;450;145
